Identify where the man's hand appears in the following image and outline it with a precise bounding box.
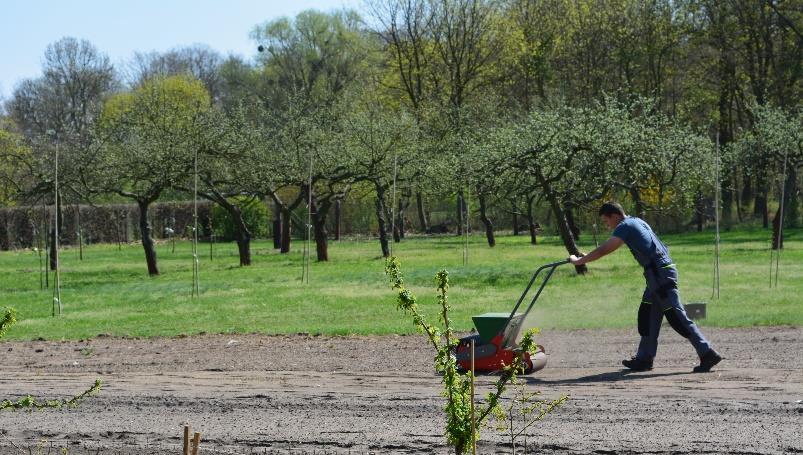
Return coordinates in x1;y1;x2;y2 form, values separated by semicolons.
568;254;585;265
567;237;624;267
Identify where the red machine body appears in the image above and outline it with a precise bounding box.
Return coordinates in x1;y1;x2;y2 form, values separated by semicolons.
454;260;568;374
455;333;547;374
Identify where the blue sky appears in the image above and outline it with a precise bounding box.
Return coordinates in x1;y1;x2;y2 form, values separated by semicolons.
0;0;360;100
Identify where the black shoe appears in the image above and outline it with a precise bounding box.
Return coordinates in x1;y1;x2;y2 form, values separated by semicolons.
693;349;722;373
622;356;653;371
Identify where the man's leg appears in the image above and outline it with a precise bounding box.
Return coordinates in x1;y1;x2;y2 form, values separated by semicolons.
635;288;663;361
656;268;713;357
660;287;712;357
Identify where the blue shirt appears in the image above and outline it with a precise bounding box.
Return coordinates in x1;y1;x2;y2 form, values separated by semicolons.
612;216;672;269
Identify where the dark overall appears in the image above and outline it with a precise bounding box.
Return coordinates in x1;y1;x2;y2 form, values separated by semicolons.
615;218;712;361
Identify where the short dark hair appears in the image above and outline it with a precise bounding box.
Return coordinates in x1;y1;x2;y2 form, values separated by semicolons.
599;202;625;217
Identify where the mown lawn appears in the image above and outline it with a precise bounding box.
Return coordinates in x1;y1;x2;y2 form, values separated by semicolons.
1;227;801;340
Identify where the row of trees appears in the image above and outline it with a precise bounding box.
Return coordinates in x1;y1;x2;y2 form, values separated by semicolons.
1;0;801;276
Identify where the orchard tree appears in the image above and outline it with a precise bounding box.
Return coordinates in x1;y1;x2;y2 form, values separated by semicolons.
251;9;375;258
93;75;210;275
501;105;629;274
0;119;33;207
368;0;441;235
431;0;507;230
609;98;714;230
735;105;803;249
460;103;517;248
252;95;350;262
5;37;116;267
188;106;262;266
340;99;417;257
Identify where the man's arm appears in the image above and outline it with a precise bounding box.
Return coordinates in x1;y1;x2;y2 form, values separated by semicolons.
568;236;624;266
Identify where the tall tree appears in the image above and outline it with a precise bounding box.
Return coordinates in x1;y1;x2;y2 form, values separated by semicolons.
251;9;375;259
93;76;210;275
341;100;417;257
735;104;803;248
5;37;116;267
189;106;262;266
128;45;223;101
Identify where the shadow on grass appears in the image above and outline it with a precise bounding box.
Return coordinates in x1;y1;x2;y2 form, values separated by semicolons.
525;369;693;385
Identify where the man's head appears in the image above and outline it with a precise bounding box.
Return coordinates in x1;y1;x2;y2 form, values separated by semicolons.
598;202;626;230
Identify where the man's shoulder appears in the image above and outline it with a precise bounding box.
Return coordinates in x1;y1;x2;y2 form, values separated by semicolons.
625;216;652;230
612;217;634;237
618;216;643;229
613;217;650;237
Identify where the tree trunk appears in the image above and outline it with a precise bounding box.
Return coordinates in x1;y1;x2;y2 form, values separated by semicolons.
137;200;159;276
722;183;734;229
375;184;391;257
785;170;799;229
740;174;752;221
313;214;329;261
527;196;538;245
49;227;57;270
274;192;305;255
272;200;282;249
456;192;464;235
548;197;587;274
280;206;292;254
236;231;252;266
512;211;519;236
755;179;769;227
772;170;799;249
396;197;407;240
416;192;430;233
309;192;330;262
49;190;62;270
231;206;252;266
478;194;495;247
694;192;704;232
771;205;784;250
715;33;735;230
565;206;581;241
392;211;401;243
210;196;253;266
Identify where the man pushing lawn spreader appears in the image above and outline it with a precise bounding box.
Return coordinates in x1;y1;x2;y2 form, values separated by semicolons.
568;202;723;373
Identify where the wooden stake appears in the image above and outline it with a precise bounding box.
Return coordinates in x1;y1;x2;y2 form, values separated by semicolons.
192;431;202;455
183;425;190;455
390;152;398;258
774;149;788;288
76;205;83;261
470;338;476;455
713;133;721;299
464;183;470;266
52;142;62;316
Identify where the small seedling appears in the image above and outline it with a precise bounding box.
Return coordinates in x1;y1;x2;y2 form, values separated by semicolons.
386;258;565;454
491;376;568;453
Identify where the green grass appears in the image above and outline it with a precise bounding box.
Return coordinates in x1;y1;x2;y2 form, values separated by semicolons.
1;228;801;340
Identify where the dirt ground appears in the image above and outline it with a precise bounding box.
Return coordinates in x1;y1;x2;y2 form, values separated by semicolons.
0;326;801;454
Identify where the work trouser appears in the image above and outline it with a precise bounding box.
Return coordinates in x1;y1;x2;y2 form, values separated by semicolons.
635;264;712;361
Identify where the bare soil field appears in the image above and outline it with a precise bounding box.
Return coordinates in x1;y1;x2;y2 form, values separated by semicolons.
0;326;801;454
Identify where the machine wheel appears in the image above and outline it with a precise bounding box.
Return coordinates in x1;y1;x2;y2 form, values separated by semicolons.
524;350;548;374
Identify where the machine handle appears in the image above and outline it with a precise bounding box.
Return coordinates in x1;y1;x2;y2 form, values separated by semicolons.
546;259;571;267
501;259;571;348
507;259;570;318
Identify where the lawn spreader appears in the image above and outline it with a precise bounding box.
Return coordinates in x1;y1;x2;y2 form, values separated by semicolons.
455;259;570;374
